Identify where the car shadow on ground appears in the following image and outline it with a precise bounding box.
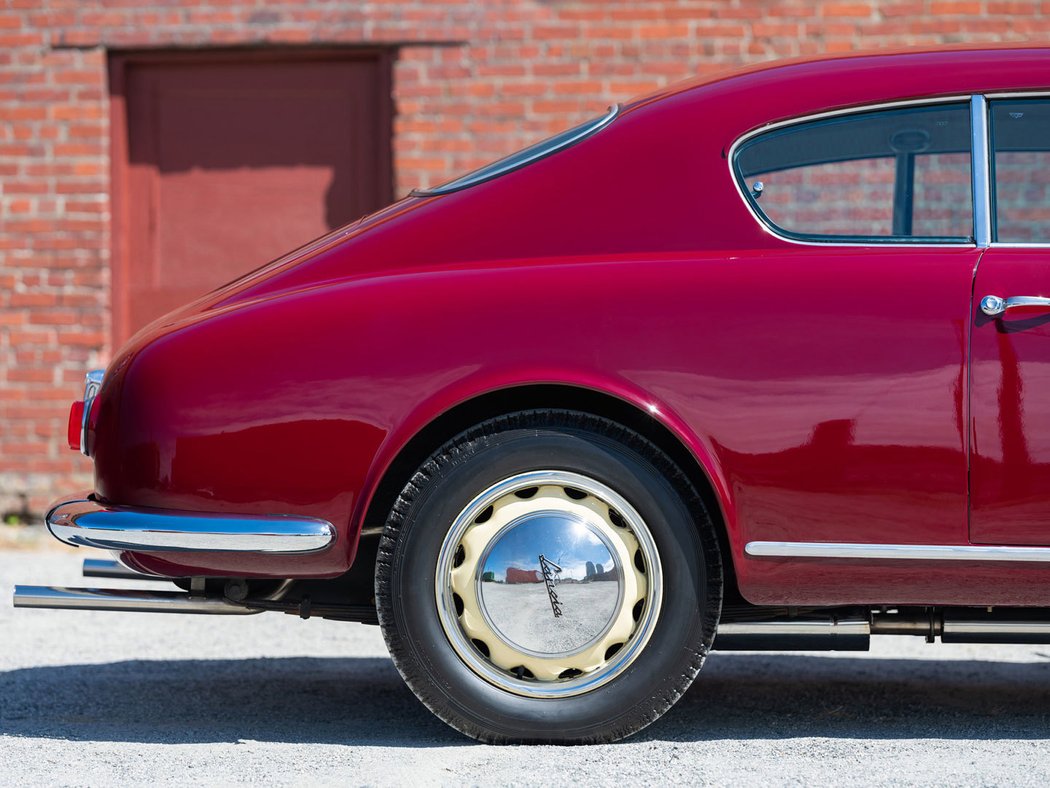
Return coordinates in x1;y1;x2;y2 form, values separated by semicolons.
648;651;1050;742
3;653;1050;745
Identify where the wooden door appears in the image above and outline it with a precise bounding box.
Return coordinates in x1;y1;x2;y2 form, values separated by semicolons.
110;51;392;343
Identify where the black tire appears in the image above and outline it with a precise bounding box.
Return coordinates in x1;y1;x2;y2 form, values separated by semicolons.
375;409;723;744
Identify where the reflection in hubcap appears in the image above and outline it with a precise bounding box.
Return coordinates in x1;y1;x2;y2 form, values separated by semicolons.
435;470;663;698
477;512;622;656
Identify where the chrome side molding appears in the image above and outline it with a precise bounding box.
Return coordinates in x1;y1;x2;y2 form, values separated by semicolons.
47;496;336;555
12;585;260;615
746;541;1050;562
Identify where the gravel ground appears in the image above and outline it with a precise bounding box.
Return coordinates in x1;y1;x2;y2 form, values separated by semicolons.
3;544;1050;787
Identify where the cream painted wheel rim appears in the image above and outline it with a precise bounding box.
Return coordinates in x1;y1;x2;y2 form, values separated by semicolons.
435;470;663;698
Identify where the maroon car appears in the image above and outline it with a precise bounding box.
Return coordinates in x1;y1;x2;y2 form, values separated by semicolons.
16;47;1050;743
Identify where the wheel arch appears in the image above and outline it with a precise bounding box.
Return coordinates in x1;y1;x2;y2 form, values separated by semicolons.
359;383;738;592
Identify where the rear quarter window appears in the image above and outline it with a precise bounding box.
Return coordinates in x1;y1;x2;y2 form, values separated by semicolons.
733;102;974;244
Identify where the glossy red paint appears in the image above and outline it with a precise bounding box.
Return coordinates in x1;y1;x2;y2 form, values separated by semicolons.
970;247;1050;546
77;48;1050;604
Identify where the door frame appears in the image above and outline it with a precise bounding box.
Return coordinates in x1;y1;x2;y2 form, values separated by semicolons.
107;47;394;346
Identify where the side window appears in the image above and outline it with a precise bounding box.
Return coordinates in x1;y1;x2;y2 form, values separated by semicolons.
733;103;973;243
991;99;1050;243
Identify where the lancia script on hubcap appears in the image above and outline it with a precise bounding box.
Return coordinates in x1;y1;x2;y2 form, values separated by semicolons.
538;554;563;617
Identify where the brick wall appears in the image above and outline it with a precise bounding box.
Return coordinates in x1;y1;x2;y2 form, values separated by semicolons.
1;1;1048;518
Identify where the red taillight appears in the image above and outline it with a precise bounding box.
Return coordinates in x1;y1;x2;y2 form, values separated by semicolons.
67;401;85;451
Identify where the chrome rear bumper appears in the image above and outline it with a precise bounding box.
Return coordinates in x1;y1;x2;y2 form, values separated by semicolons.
46;495;336;555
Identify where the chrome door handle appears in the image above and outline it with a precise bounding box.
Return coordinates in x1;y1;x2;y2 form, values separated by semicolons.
980;295;1050;317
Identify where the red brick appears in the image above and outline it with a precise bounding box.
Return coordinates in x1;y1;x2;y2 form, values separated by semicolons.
0;32;42;46
930;1;982;11
7;368;55;384
823;3;873;16
49;104;104;121
0;105;46;121
637;23;690;38
56;330;105;346
53;70;104;86
8;293;57;307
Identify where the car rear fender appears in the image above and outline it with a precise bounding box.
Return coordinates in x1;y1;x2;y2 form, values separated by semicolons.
354;371;739;574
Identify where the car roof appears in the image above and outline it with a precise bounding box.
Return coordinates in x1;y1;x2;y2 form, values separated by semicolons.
625;46;1050;146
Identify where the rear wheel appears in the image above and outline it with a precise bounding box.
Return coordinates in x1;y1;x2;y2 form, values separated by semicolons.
375;410;722;744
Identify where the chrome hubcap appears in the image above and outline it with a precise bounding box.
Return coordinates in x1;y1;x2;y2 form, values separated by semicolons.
436;470;662;698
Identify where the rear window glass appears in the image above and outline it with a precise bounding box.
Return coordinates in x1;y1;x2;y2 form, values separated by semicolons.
416;105;619;196
733;103;973;243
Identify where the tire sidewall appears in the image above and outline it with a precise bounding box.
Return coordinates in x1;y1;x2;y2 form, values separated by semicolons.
380;422;717;743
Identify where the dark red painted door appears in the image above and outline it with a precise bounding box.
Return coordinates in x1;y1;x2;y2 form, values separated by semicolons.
969;98;1050;545
113;54;390;343
970;248;1050;545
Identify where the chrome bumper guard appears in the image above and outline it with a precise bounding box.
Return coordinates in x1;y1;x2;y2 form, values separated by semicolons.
46;496;336;555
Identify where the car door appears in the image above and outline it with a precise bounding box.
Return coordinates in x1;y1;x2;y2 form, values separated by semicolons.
727;99;981;564
970;96;1050;545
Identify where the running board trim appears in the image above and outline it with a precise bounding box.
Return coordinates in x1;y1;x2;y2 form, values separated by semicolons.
746;541;1050;562
12;585;260;615
47;495;335;554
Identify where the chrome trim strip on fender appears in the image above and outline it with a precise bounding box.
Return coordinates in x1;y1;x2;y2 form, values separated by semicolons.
970;94;992;247
746;541;1050;562
46;496;336;555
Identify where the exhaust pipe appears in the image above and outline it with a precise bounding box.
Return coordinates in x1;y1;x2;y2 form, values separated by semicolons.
716;607;1050;651
870;607;1050;644
82;558;171;581
715;613;870;651
13;585;260;615
942;609;1050;644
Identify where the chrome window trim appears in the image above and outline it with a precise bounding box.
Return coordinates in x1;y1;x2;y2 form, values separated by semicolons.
414;104;620;197
971;95;993;247
746;541;1050;562
982;90;1050;100
46;495;337;555
80;368;104;456
726;95;977;249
